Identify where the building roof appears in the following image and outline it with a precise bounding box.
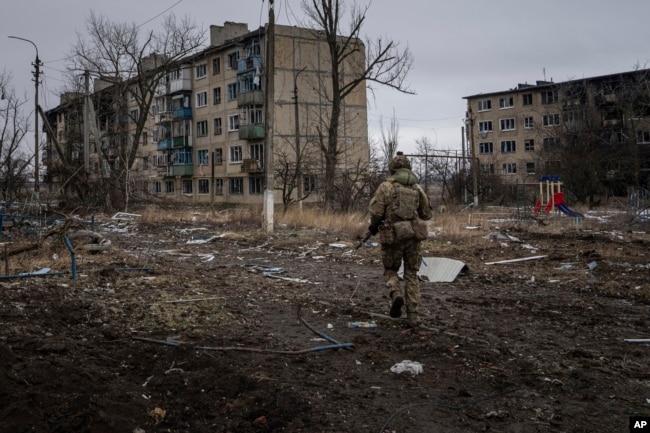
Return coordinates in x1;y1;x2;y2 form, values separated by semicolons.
462;68;650;100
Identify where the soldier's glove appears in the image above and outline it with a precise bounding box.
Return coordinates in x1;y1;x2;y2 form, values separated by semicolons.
368;225;379;236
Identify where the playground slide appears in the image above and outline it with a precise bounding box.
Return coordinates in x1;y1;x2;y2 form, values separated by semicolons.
557;203;584;218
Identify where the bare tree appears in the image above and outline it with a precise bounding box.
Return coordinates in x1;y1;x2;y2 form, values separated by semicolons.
0;73;33;207
274;137;320;213
379;109;399;168
65;11;204;210
302;0;414;209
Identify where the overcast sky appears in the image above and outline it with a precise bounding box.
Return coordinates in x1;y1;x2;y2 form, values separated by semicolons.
3;0;650;154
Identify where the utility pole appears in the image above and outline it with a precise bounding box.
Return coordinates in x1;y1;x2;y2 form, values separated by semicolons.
8;36;42;198
293;67;306;211
263;0;276;233
84;70;90;174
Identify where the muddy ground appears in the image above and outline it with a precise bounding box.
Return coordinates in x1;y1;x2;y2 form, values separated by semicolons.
1;208;650;432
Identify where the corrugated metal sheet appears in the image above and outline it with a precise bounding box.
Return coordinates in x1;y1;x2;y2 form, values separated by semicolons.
399;257;468;283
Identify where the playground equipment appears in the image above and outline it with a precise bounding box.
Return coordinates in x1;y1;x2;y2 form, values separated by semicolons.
533;176;584;218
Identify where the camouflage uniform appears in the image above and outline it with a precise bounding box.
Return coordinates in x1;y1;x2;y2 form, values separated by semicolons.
368;154;432;326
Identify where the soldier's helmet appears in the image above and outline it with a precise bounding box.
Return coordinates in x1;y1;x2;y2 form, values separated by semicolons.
388;151;411;173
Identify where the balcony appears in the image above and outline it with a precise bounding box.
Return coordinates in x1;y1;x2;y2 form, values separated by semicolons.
241;158;264;173
239;124;265;140
169;77;192;93
157;139;173;151
173;107;192;119
167;164;193;176
172;135;192;148
238;90;265;106
237;55;262;73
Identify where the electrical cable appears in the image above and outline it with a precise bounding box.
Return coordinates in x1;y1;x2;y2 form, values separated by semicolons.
136;0;183;29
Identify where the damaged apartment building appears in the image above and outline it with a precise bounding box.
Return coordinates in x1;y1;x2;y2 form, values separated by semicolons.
43;22;369;206
464;69;650;200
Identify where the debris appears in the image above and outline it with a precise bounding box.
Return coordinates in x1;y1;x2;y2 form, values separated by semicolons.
186;235;220;244
347;321;377;328
329;243;348;249
166;296;225;304
111;212;141;220
147;407;166;425
390;360;423;376
483;232;522;242
485;255;547;265
399;257;468;283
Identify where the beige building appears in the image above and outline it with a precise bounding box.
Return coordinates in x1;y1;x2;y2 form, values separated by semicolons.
463;69;650;199
44;22;369;207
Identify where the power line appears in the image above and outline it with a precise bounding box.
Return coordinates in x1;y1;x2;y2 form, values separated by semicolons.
136;0;183;29
368;112;460;123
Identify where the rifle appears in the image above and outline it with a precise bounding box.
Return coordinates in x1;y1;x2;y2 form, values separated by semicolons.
354;231;373;250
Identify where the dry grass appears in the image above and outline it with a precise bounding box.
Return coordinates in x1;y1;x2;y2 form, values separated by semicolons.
276;207;367;237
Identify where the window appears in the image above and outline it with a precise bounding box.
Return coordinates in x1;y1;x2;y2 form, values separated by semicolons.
526;162;535;174
196;120;208;137
245;107;264;124
500;118;515;131
142;131;148;145
543;137;560;149
499;96;514;109
249;143;264;162
215;178;224;195
502;163;517;174
522;93;533;106
478;142;493;155
227;83;239;101
477;99;492;111
165;180;175;193
228;114;240;131
212;57;221;75
153;154;168;167
541;90;558;104
197;149;209;165
195;63;207;79
480;164;495;174
214;117;222;135
638;131;650;144
196;91;208;108
500;140;516;153
130;109;139;124
230;145;243;163
303;175;318;193
542;114;560;127
545;160;561;173
524;116;534;129
478;121;493;132
214;148;223;165
182;179;193;194
227;51;239;69
249;176;264;195
524;139;535;151
152;181;162;194
198;179;209;194
213;87;221;105
229;177;243;195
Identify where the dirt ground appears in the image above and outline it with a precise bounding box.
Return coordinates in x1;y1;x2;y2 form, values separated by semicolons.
1;207;650;432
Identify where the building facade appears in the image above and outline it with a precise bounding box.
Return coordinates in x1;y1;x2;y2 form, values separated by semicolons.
464;69;650;199
43;22;369;206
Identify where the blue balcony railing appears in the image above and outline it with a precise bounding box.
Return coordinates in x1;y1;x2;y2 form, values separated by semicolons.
173;107;192;119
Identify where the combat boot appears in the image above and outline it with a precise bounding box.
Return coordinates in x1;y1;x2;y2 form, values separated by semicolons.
389;292;404;318
406;312;421;328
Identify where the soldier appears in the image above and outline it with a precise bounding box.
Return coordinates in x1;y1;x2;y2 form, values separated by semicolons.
368;152;432;327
